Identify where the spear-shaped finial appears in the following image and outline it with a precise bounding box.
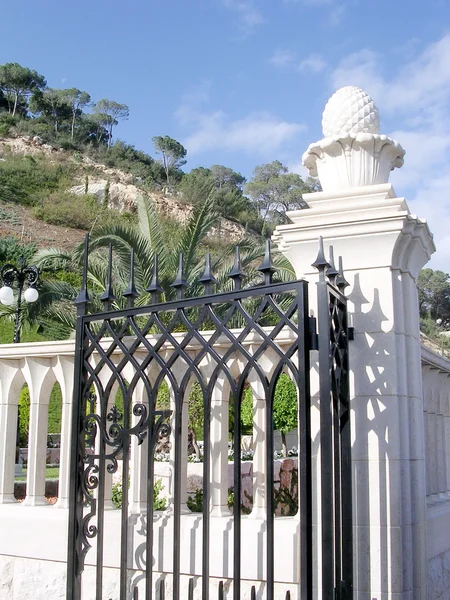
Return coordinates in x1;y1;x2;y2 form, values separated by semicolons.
311;236;331;281
336;255;350;291
99;243;116;310
170;252;189;299
199;253;217;295
123;248;139;307
257;238;276;285
146;254;164;303
228;246;246;290
327;245;339;285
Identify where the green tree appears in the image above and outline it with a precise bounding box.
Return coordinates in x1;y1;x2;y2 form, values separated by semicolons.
245;160;318;232
93;99;129;148
33;195;294;331
29;88;72;132
62;88;91;140
180;165;251;223
240;374;297;456
152;135;187;185
0;62;46;116
418;268;450;325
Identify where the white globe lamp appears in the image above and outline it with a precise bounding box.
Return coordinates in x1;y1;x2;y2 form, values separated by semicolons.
0;285;14;306
24;287;39;303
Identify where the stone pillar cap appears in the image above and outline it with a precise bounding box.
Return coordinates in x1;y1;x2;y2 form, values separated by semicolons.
303;86;405;192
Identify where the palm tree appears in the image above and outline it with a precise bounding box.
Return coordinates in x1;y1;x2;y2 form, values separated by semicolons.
22;195;295;334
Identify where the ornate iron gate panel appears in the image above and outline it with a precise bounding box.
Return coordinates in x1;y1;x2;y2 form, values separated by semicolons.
314;239;353;600
66;236;352;600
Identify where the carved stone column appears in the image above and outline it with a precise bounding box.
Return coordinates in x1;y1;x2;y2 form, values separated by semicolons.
273;86;435;600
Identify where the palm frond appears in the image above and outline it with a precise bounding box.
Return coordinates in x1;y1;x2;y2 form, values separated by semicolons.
33;248;74;272
176;196;220;275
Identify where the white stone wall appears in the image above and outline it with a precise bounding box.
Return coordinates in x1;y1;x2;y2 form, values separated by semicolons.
422;347;450;600
428;550;450;600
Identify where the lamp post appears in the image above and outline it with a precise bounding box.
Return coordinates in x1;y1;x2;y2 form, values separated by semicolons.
0;256;40;470
0;256;40;343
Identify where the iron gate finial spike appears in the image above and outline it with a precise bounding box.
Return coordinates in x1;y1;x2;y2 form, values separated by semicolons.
199;252;217;294
257;238;276;285
228;245;246;290
336;255;350;291
146;254;163;303
312;236;331;280
74;233;90;308
123;248;139;307
170;252;189;298
327;245;339;284
99;243;117;308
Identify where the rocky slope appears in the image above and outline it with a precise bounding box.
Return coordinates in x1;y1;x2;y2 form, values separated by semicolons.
0;136;247;251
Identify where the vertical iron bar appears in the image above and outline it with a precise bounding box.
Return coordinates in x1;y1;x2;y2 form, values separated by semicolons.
233;388;242;600
332;315;342;600
251;585;256;600
172;388;183;600
298;281;312;600
202;389;211;600
96;395;106;600
266;376;274;600
317;276;335;600
67;233;90;600
188;577;194;600
120;388;131;600
145;392;156;600
218;580;224;600
340;298;353;600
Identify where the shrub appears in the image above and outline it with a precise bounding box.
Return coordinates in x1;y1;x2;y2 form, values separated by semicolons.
0;154;69;206
111;477;167;510
33;192;99;229
18;386;30;447
0;236;36;264
239;374;297;455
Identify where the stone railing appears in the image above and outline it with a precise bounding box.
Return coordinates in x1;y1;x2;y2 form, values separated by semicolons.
0;332;302;516
422;346;450;504
0;340;74;508
421;346;450;599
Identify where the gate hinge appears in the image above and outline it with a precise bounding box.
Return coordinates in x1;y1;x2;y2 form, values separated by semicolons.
309;316;319;350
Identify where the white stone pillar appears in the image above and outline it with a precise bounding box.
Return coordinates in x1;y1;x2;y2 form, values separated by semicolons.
53;355;74;509
22;357;53;506
273;86;435;600
249;378;267;519
209;375;231;517
129;379;148;514
0;360;24;503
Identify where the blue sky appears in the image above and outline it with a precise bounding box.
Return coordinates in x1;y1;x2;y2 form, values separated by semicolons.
1;0;449;268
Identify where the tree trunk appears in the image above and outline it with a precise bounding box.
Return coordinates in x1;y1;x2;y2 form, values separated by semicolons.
281;431;287;457
163;153;170;185
71;111;76;140
12;93;18;117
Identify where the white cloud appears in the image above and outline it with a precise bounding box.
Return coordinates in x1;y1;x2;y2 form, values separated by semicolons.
269;49;296;68
330;34;450;270
270;49;327;74
331;35;450;119
298;54;327;73
284;0;333;5
223;0;264;35
176;99;305;157
328;4;345;26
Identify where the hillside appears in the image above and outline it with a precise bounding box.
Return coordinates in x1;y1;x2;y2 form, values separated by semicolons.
0;135;248;252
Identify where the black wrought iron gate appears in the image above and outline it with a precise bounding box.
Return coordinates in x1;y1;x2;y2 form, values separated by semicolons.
66;236;352;600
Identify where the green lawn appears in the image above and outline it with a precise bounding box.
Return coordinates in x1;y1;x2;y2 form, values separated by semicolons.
15;466;59;481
